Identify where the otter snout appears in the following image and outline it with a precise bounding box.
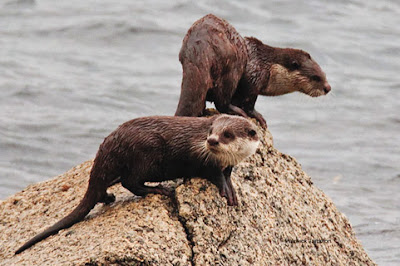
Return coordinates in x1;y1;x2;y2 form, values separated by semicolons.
207;137;219;146
323;82;331;94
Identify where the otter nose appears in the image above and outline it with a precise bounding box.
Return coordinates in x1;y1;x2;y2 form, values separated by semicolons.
207;138;219;146
323;83;331;94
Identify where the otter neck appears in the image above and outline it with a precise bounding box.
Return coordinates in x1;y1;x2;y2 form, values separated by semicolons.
244;37;297;96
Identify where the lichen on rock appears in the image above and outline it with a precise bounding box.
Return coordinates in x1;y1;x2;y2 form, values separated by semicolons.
0;124;374;265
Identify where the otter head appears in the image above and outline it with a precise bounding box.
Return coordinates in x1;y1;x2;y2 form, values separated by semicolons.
204;115;260;167
263;48;331;97
242;36;332;98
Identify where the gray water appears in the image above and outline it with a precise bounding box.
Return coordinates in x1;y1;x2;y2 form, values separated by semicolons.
1;0;399;264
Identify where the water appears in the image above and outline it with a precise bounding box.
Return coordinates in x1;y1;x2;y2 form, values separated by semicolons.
1;0;399;264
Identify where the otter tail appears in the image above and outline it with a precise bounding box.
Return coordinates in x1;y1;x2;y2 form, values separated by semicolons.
15;182;103;255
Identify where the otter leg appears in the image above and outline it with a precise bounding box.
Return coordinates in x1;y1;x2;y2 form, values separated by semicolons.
208;171;237;206
98;176;120;204
148;184;174;197
214;99;249;119
175;62;209;116
223;166;238;206
99;193;116;205
214;102;248;118
227;104;249;118
247;109;267;128
121;179;174;198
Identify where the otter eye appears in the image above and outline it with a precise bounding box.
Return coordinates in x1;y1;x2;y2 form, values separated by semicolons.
291;60;300;69
311;75;321;82
248;129;257;137
223;131;234;139
208;128;213;135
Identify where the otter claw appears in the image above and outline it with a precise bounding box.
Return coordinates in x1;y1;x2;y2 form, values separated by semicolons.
219;187;228;198
219;186;238;206
155;186;175;197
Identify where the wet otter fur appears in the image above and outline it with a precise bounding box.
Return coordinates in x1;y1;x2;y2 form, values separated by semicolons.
175;14;331;127
15;114;259;254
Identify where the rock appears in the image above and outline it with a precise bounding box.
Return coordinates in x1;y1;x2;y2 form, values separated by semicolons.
0;125;374;265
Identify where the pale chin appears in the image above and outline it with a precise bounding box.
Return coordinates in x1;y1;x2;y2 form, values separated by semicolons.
302;89;322;98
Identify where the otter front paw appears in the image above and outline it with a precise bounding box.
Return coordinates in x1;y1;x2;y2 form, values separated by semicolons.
248;109;267;128
219;184;238;206
101;193;116;204
154;185;175;197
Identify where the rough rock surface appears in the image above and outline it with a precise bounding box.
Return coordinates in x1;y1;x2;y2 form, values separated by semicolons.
0;125;375;265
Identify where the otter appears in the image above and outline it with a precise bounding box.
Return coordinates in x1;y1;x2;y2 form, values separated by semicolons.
15;114;259;254
175;14;331;127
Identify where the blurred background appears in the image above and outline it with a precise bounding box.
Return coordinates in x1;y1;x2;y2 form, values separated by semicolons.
0;0;399;264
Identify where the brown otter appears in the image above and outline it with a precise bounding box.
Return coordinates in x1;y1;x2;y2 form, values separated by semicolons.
15;114;259;254
175;14;331;127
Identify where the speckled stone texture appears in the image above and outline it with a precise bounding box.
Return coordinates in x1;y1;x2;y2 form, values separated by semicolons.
0;125;374;265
